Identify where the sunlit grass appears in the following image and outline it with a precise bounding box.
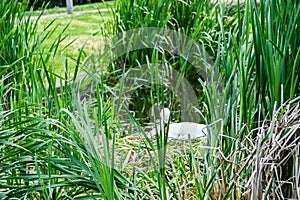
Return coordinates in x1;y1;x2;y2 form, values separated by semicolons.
35;7;112;75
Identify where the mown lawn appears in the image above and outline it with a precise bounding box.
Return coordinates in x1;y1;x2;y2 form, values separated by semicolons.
35;2;113;75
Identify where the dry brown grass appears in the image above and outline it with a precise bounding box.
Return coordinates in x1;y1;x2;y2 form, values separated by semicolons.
247;97;300;199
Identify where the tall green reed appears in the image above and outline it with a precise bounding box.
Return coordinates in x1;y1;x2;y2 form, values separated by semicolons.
111;0;300;199
111;0;234;123
250;0;300;115
0;0;117;198
249;1;300;197
208;0;300;198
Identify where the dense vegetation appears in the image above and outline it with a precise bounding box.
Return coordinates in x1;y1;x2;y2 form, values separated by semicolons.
0;0;299;199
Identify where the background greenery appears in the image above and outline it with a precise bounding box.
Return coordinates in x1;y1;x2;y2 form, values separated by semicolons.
26;0;113;10
0;0;299;199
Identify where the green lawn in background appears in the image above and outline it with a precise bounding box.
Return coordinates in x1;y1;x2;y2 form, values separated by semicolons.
35;2;113;75
32;1;114;15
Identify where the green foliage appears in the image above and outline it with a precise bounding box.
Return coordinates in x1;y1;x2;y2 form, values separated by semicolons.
114;0;239;55
110;0;237;123
1;0;299;199
205;0;300;198
111;0;300;199
250;0;300;114
0;0;130;198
